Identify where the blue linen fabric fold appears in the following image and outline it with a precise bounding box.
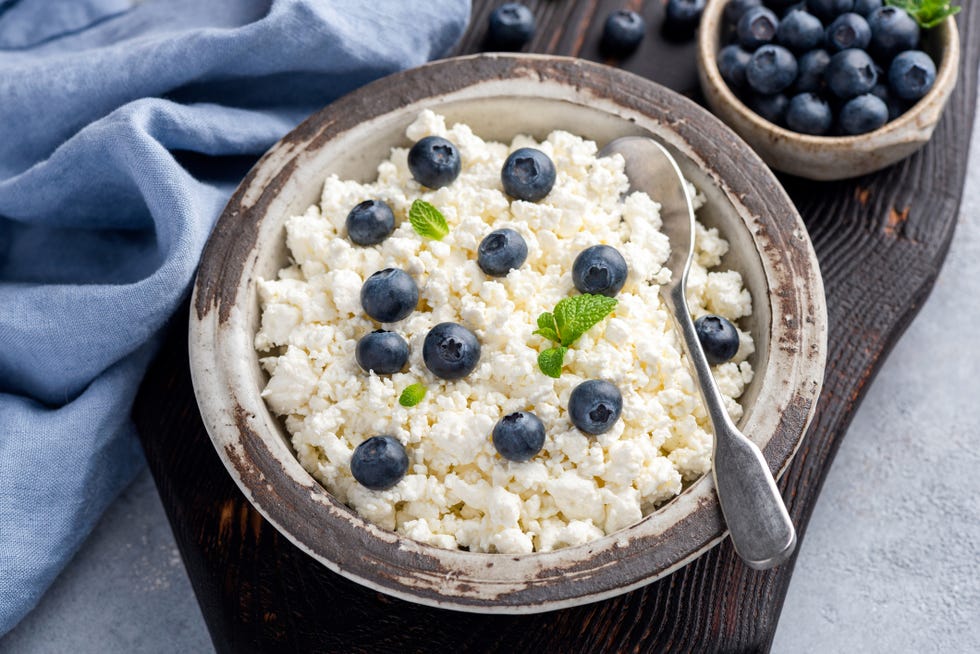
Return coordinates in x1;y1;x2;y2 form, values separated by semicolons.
0;0;470;634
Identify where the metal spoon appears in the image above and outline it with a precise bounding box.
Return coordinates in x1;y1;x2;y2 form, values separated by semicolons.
599;136;796;570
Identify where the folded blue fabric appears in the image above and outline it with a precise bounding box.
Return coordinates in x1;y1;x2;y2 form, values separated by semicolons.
0;0;469;634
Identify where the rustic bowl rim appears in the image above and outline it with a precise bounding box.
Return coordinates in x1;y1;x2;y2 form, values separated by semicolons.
188;53;827;614
697;3;960;146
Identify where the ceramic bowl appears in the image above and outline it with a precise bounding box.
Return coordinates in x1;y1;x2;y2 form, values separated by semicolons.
189;54;827;614
697;4;960;181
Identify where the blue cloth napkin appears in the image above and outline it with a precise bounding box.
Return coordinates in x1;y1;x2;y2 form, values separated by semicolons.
0;0;469;634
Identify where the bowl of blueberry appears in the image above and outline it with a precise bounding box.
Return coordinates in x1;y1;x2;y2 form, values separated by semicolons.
697;0;960;180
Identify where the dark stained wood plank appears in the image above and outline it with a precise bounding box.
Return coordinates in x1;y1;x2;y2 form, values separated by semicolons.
133;2;979;652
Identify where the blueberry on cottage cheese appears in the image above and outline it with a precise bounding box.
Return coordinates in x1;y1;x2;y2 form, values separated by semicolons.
355;330;409;375
746;45;798;95
501;148;556;202
492;411;547;462
867;6;920;61
794;48;831;93
663;0;707;41
806;0;854;23
350;435;409;491
486;2;536;51
423;322;481;380
736;7;779;50
408;136;461;189
345;199;395;246
478;228;528;277
785;92;833;135
889;50;936;101
826;48;877;99
694;315;740;365
776;10;824;54
825;13;871;52
724;0;762;25
839;93;889;134
568;380;623;436
600;10;646;57
748;92;790;124
717;44;753;89
360;268;419;323
572;245;628;297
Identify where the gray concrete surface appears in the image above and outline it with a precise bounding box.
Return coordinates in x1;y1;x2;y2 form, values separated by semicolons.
0;469;212;653
3;95;979;654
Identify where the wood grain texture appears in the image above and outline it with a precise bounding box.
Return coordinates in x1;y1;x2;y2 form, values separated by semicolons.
133;2;980;652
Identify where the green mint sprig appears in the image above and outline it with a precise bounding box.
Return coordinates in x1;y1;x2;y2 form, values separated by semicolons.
886;0;960;28
408;199;449;240
533;294;617;378
399;383;427;407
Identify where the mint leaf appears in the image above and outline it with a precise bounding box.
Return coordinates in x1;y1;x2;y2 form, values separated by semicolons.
553;294;618;346
409;199;449;240
530;295;617;378
533;312;560;343
533;326;560;342
537;312;556;332
538;346;568;378
886;0;960;28
399;383;427;407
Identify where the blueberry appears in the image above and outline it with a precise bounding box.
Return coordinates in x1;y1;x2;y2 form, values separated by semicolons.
345;200;395;246
663;0;706;42
717;45;753;89
478;228;528;277
724;0;762;25
839;93;889;134
601;10;646;56
492;411;546;462
748;92;790;124
486;2;536;51
776;10;824;54
355;330;409;375
871;82;907;119
501;148;556;202
867;7;919;61
423;322;481;380
350;435;409;491
769;0;804;12
572;245;628;297
852;0;882;16
826;48;877;99
825;12;871;52
746;45;798;95
889;50;936;101
785;92;833;134
694;315;740;365
360;268;418;323
779;1;809;16
794;48;831;93
408;136;461;189
568;380;623;435
736;7;779;50
806;0;854;23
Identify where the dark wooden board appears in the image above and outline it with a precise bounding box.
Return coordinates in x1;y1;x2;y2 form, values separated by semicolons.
133;2;979;652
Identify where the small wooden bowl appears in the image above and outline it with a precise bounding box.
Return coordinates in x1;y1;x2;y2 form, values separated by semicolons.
189;54;826;613
697;3;960;180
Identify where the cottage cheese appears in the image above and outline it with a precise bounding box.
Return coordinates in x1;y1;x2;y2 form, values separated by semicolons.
255;111;755;554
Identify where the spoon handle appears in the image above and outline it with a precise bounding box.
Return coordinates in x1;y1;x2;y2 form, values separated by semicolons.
667;285;797;570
